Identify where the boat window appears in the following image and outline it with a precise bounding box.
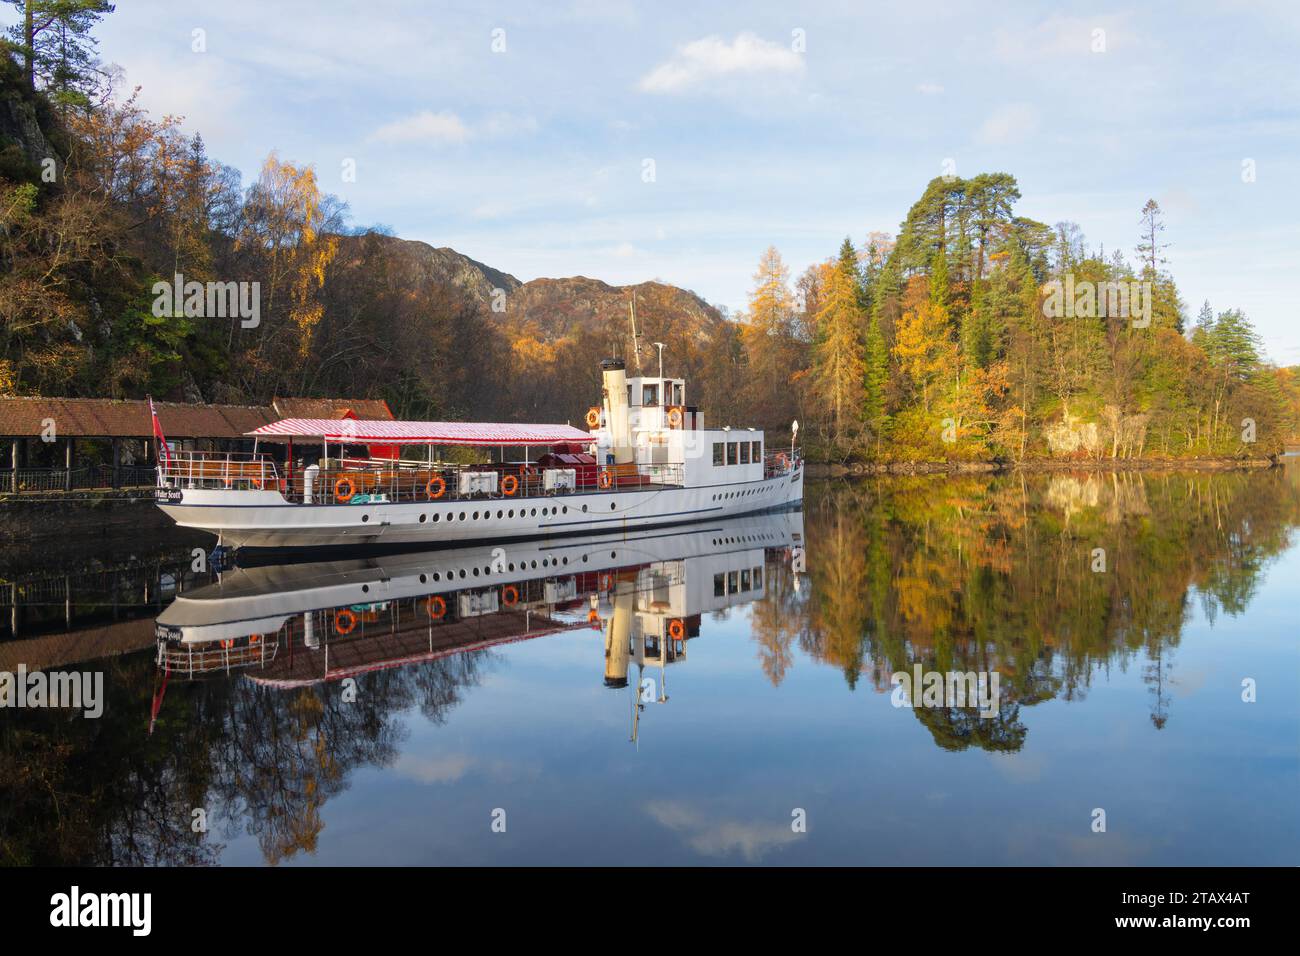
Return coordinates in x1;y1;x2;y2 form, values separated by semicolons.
727;442;738;465
714;573;725;597
642;383;659;406
673;383;684;405
752;440;762;460
740;442;751;464
713;442;724;466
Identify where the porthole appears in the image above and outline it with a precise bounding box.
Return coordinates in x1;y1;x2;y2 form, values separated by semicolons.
582;504;588;512
610;502;616;510
432;513;440;522
432;572;441;581
362;585;370;593
473;511;479;520
459;512;466;521
458;569;466;579
472;567;480;577
508;509;515;517
562;506;568;514
419;573;427;584
361;514;370;523
509;563;515;571
419;514;427;523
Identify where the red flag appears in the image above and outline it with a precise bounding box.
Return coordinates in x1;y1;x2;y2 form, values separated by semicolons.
148;396;172;468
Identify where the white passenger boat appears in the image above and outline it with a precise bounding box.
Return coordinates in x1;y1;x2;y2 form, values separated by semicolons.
154;359;803;550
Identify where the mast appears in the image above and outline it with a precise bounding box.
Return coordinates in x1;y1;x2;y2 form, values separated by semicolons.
628;290;643;374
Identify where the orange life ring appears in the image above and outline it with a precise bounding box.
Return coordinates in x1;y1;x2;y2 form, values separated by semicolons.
587;608;600;623
249;634;261;645
668;619;685;640
426;476;446;500
425;595;447;620
502;585;519;607
598;470;613;489
501;474;519;496
220;639;234;649
335;476;355;502
585;407;601;428
667;407;683;428
335;609;357;635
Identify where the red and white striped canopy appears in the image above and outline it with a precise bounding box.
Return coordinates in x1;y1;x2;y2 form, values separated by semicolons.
246;418;593;446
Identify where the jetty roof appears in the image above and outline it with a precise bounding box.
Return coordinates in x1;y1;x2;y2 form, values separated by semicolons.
0;396;392;439
246;418;594;446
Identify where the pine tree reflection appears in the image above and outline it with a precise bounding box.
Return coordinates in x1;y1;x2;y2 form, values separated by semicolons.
753;469;1300;750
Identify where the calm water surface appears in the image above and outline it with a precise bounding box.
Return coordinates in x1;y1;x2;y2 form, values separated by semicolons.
3;465;1298;865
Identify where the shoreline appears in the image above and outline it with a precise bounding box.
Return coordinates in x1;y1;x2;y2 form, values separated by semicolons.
802;456;1283;478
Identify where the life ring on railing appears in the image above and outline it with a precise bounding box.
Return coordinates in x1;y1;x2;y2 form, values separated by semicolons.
667;407;683;428
585;407;601;428
334;609;357;635
249;634;261;645
502;585;519;607
588;609;600;625
335;476;356;502
668;619;685;640
220;639;234;649
598;470;613;489
251;477;263;490
501;474;519;496
425;476;446;500
425;595;447;620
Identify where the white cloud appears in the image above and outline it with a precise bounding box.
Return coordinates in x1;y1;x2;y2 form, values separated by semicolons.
645;800;801;862
369;110;471;145
977;103;1039;145
638;32;805;94
993;14;1134;64
917;82;945;95
369;110;537;146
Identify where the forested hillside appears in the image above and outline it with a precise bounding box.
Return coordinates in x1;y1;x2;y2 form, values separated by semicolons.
1;5;1296;459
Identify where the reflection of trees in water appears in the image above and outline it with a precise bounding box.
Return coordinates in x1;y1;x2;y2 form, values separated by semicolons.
751;470;1300;750
0;645;492;865
205;650;491;865
0;653;219;865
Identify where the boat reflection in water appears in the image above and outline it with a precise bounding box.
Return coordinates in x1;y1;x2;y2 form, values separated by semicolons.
153;509;803;740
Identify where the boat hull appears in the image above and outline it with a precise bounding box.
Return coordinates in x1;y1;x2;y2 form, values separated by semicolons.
158;468;803;549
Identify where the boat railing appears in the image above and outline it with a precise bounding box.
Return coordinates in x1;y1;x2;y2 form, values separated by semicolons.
157;451;281;490
763;449;802;479
291;459;685;505
156;637;278;677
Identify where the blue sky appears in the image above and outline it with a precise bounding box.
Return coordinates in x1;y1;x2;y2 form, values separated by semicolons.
10;1;1297;361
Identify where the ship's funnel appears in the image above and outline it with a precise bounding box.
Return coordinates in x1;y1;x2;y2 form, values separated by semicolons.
601;358;633;465
603;578;634;687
